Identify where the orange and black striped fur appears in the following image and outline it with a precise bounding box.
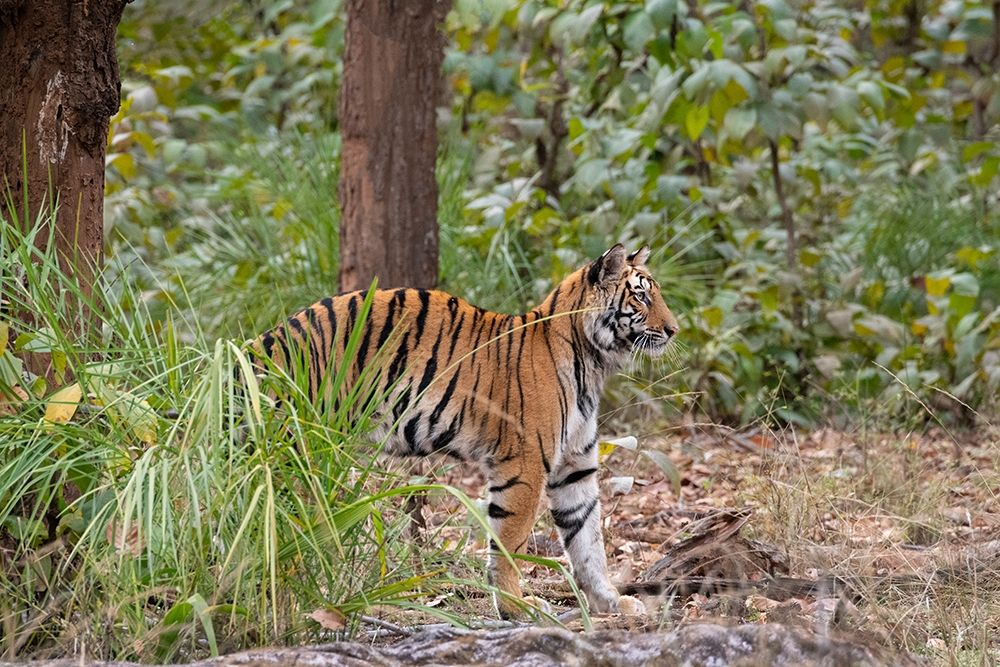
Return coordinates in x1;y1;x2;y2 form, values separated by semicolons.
253;244;679;616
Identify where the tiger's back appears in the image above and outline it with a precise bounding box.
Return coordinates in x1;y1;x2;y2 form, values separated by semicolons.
254;286;562;464
253;244;679;617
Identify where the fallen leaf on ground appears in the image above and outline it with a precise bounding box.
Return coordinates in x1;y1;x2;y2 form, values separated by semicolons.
0;384;28;416
308;608;346;631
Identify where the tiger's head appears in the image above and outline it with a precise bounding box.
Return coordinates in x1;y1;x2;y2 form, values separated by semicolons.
582;244;678;358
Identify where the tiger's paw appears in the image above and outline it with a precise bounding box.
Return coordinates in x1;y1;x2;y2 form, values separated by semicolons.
523;595;553;616
586;590;621;615
496;594;553;620
587;592;646;616
617;594;646;615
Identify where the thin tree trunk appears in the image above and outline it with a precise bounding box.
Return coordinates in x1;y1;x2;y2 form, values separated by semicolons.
338;0;449;291
0;0;128;378
769;139;796;271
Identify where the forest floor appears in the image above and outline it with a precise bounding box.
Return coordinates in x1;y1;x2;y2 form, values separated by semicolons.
381;422;1000;665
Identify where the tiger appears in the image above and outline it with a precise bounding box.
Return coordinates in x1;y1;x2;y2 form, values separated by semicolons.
252;244;679;617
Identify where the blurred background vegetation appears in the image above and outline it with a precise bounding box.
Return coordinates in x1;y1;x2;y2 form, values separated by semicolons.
107;0;999;426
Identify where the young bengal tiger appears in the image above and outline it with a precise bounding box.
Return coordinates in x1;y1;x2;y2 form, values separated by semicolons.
253;244;679;617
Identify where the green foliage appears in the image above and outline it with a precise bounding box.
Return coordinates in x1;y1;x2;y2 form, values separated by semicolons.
0;214;480;660
442;0;1000;422
101;0;1000;431
103;0;999;425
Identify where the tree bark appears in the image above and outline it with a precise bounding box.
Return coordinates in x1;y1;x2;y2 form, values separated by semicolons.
0;0;128;374
338;0;449;292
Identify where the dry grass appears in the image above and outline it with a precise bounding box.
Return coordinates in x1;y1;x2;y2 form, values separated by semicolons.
415;421;999;665
737;426;1000;663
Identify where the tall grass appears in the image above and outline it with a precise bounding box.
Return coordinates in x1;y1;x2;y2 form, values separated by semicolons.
0;209;485;661
852;183;1000;315
155;131;342;340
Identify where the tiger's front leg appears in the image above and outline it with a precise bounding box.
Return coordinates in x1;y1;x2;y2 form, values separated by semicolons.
486;461;544;618
547;442;620;613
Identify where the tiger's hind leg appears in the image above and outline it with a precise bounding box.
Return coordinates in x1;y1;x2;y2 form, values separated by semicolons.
547;442;620;613
485;461;543;619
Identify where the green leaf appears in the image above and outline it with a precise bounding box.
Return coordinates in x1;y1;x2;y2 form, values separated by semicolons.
949;272;979;297
188;594;219;657
623;11;655;52
971;156;999;186
552;5;602;46
962;141;995;162
645;0;678;29
641;450;681;496
723;107;756;141
0;350;23;389
757;102;781;140
573;158;611;192
682;64;710;100
829;85;860;128
651;67;685;107
857;81;884;112
20;327;58;353
156;600;194;661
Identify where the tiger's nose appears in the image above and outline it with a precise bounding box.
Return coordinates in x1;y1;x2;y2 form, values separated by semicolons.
664;324;678;339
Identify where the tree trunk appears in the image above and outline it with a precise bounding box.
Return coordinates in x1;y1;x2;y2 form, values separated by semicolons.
338;0;449;292
0;0;128;375
768;139;796;272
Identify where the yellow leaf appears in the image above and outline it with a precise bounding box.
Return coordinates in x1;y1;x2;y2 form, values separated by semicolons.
799;248;822;268
685;105;710;141
272;198;292;220
0;321;8;355
599;435;638;461
702;306;724;329
942;40;966;55
882;56;905;81
836;198;852;219
723;78;748;104
44;383;82;424
925;275;950;297
108;152;136;180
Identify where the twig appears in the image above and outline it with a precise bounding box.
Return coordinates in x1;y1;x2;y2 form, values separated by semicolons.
556;608;582;624
360;614;414;637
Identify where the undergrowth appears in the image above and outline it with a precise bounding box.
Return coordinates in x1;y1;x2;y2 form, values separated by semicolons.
0;212;494;661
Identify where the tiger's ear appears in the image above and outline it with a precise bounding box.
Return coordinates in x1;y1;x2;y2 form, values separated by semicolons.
628;245;650;266
587;244;627;285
